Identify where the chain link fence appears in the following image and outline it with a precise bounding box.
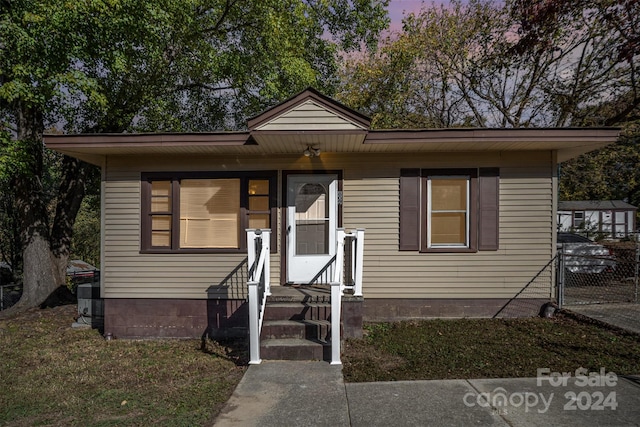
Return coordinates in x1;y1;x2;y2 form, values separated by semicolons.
494;256;558;318
494;232;639;327
0;284;22;311
558;233;640;333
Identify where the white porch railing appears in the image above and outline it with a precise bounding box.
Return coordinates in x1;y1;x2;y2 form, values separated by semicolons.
247;229;270;365
246;227;364;365
330;228;365;365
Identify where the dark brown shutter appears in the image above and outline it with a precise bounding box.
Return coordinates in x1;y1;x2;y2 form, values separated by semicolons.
478;168;499;251
400;169;420;251
140;177;150;251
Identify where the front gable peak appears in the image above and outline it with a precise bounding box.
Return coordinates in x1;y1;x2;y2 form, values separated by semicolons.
247;87;371;131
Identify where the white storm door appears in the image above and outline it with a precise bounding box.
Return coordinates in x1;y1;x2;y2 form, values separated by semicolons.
286;174;338;283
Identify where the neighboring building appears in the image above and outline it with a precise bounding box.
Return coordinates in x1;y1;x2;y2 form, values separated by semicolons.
558;200;637;238
44;88;620;341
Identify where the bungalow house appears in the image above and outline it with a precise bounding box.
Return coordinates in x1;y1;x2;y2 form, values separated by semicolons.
558;200;637;238
45;88;619;361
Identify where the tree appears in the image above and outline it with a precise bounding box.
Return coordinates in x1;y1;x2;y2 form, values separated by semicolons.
559;123;640;208
338;0;639;220
508;0;640;208
0;0;390;314
339;0;639;129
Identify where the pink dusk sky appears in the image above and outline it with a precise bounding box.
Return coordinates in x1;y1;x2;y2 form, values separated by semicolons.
387;0;424;31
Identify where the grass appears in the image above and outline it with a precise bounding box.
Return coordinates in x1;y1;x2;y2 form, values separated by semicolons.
342;311;640;383
0;305;247;426
5;303;640;423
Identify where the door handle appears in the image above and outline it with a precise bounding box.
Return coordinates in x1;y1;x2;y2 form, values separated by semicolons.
287;225;291;234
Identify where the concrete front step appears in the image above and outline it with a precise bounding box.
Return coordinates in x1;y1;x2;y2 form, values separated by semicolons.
260;338;328;361
263;302;331;322
260;287;334;361
262;319;331;341
266;285;331;303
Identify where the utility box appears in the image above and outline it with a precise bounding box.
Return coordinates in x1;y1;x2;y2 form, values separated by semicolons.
76;282;103;328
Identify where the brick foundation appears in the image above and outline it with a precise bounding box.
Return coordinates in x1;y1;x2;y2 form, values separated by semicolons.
103;296;545;339
363;298;549;322
104;298;248;339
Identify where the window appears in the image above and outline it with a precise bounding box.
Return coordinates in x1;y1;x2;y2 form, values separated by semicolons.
572;211;585;229
400;168;499;253
141;172;276;252
149;180;173;247
427;176;470;248
180;179;240;248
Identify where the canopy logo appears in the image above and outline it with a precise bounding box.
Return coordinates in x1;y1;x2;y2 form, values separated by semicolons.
462;367;618;414
463;387;553;414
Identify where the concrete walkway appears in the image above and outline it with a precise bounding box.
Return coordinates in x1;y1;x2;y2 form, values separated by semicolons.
566;303;640;335
214;361;640;426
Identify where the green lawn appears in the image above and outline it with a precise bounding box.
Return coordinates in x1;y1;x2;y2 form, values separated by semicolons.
0;305;246;426
342;311;640;382
5;303;639;424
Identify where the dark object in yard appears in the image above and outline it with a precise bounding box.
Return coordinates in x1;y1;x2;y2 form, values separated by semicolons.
67;259;100;285
539;302;558;318
40;285;77;309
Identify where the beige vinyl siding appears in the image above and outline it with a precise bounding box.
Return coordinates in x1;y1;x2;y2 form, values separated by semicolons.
102;151;555;300
255;100;365;131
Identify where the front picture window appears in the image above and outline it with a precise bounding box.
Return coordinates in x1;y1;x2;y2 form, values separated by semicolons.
180;179;240;249
142;172;275;252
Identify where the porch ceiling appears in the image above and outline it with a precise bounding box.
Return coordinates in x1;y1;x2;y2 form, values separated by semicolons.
44;127;620;166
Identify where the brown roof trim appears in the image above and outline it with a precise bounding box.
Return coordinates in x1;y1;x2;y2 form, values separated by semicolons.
365;128;620;143
250;129;368;136
247;87;371;130
44;132;251;148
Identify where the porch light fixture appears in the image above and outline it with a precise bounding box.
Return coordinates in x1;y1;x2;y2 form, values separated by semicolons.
303;145;321;157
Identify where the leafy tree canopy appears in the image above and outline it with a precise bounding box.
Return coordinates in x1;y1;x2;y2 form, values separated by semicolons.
1;0;390;133
338;0;639;211
0;0;390;312
339;0;638;129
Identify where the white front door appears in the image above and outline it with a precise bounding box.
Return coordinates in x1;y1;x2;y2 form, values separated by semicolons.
286;174;338;283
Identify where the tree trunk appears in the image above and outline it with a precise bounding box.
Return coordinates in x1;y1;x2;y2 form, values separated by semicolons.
0;103;57;316
50;156;90;286
14;234;58;309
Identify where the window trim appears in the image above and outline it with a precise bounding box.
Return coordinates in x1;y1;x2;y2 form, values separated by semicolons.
426;175;471;249
572;211;585;229
420;168;478;253
141;171;277;254
400;167;498;253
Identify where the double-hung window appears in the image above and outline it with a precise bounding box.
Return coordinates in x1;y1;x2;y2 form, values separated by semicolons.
572;211;585;229
427;175;470;248
400;167;499;253
141;172;276;253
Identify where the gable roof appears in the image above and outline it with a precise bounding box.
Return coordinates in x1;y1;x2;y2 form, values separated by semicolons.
44;88;621;166
558;200;637;211
247;87;371;131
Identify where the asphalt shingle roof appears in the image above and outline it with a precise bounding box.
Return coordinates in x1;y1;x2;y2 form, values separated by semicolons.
558;200;637;210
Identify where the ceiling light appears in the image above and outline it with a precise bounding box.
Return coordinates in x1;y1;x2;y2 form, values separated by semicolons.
303;145;320;157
